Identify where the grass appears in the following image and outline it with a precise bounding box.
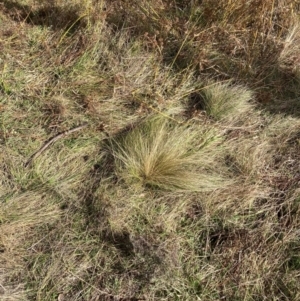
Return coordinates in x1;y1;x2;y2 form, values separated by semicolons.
199;80;254;121
108;115;227;191
0;0;300;300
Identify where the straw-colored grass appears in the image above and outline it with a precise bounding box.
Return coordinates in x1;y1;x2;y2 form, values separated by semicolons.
200;81;254;121
1;0;300;300
109;116;226;191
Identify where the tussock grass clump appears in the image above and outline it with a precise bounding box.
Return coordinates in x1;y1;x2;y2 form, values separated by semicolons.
110;116;225;191
200;81;254;121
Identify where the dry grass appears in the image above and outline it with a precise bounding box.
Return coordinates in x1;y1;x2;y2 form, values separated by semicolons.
0;0;300;300
199;80;254;121
108;115;227;191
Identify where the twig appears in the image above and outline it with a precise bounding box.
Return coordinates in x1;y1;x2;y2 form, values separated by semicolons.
24;124;88;168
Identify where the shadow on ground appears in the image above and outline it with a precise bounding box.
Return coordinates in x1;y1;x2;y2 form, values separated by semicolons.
0;0;86;31
255;73;300;118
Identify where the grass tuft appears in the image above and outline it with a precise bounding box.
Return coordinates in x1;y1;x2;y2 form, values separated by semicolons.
200;81;254;121
109;115;226;191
